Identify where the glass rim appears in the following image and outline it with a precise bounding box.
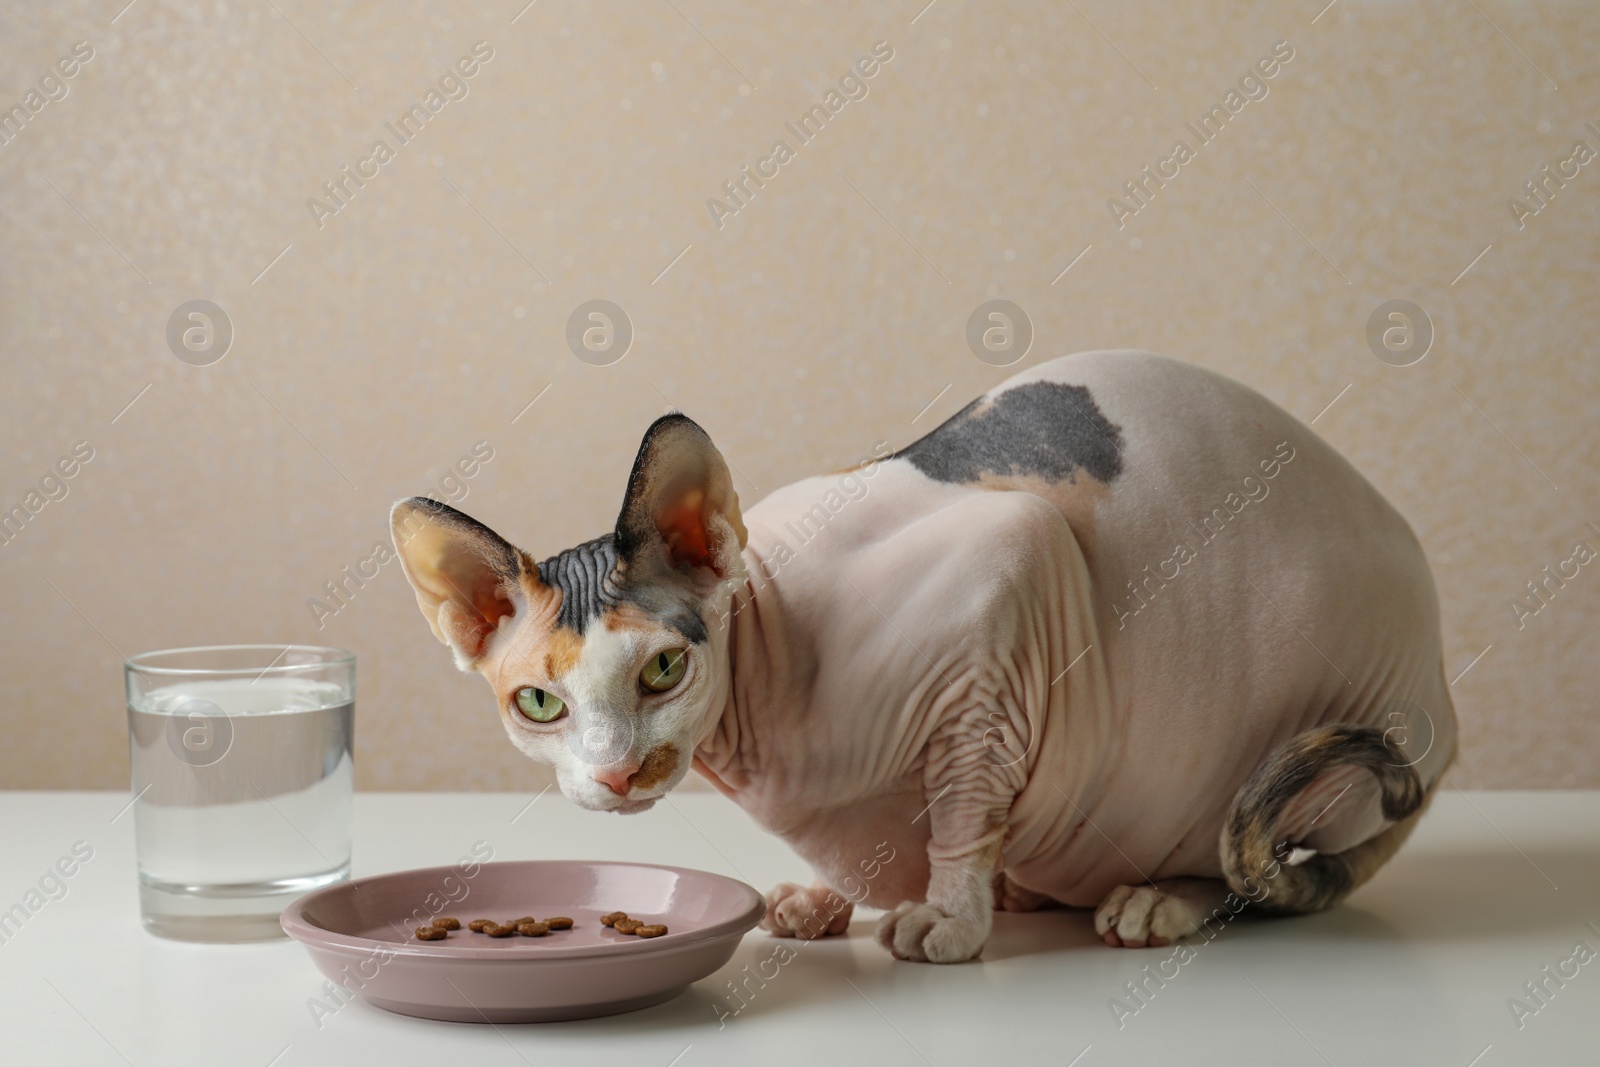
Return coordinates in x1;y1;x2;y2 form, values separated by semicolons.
124;643;356;677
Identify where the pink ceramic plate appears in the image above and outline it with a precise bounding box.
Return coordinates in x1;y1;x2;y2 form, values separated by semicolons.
281;860;764;1023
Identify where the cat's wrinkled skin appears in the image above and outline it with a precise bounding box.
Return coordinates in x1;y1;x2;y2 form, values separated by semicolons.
393;351;1456;963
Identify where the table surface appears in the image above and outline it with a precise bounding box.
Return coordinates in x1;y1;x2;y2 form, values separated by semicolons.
1;789;1595;1067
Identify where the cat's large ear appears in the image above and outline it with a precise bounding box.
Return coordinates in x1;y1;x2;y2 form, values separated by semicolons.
614;414;747;592
390;497;538;669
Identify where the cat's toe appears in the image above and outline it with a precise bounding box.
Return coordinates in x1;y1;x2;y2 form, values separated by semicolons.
1093;883;1204;948
874;901;986;963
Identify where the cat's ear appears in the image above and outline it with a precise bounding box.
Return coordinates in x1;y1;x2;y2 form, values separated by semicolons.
614;414;747;592
390;497;539;669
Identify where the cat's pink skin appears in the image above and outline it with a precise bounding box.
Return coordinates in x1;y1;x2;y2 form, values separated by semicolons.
691;351;1456;962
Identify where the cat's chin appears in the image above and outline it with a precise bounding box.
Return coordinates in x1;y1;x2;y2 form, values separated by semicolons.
564;788;662;814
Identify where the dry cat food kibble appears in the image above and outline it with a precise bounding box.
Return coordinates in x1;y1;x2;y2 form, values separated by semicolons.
411;911;603;942
603;911;669;937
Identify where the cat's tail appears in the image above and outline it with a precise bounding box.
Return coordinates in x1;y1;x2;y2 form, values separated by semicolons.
1219;724;1427;915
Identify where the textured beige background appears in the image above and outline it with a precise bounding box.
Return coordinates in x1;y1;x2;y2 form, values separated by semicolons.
1;1;1595;792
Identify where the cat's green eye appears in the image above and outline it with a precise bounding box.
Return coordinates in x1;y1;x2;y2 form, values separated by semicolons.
640;648;688;693
514;687;566;723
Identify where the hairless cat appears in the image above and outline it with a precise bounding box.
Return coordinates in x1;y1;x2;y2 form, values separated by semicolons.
393;350;1456;962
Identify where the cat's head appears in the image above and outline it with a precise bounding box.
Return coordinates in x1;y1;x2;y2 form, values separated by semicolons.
390;414;748;813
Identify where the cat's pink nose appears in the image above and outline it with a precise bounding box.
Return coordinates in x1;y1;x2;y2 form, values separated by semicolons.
593;766;638;796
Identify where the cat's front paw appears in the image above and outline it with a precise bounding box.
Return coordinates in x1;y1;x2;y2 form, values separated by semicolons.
761;882;853;939
874;901;987;963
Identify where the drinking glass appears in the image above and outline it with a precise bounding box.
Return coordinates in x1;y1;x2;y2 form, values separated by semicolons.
125;645;355;942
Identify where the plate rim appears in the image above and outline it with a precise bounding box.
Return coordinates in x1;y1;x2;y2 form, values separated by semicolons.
280;858;766;962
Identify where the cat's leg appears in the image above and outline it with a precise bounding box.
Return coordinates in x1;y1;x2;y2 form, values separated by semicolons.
875;782;1011;963
760;881;853;939
1093;877;1230;948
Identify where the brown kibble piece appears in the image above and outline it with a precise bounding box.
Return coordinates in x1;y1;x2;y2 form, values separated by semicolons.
635;924;668;938
415;926;448;941
600;911;628;927
511;916;537;925
543;916;573;930
613;918;643;934
517;921;551;937
485;923;517;938
432;917;461;930
468;919;495;932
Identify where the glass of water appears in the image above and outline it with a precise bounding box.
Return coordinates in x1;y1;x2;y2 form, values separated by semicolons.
125;645;355;942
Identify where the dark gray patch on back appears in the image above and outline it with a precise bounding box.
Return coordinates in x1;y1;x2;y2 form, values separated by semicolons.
891;381;1124;486
536;534;708;644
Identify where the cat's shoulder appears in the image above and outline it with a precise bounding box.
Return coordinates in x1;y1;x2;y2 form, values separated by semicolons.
840;487;1084;611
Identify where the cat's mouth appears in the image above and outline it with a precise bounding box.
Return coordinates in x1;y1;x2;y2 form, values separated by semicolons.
608;795;661;814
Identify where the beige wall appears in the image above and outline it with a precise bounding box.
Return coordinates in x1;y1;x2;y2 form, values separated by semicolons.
2;1;1595;791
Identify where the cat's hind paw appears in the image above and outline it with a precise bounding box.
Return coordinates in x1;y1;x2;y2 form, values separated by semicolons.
1093;881;1215;948
993;871;1056;912
874;901;987;963
760;882;853;940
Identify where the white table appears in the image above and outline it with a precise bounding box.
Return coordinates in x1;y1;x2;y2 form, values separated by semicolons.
2;790;1595;1066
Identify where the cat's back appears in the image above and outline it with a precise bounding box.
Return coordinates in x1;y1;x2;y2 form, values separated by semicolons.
741;348;1451;804
746;347;1444;719
749;348;1418;580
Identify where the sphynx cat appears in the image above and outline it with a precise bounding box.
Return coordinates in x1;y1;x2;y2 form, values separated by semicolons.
391;351;1456;962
